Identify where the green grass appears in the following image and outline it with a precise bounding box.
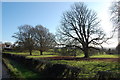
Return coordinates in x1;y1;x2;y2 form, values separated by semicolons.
3;51;120;59
76;54;85;57
91;54;119;58
3;57;120;78
49;60;120;78
26;55;58;58
76;54;119;58
3;51;120;78
3;58;24;78
5;50;119;59
3;58;41;79
3;51;30;55
3;51;58;56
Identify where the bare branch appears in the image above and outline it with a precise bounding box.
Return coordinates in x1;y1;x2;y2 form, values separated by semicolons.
57;2;107;58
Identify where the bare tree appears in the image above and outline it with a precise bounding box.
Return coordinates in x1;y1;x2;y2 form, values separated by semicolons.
33;25;56;55
110;1;120;54
57;2;108;58
12;25;35;55
110;1;120;31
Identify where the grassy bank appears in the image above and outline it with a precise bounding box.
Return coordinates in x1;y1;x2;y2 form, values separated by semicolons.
2;52;120;78
3;58;24;78
49;60;120;78
3;58;41;79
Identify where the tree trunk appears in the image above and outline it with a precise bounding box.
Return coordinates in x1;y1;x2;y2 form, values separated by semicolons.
40;50;43;55
29;50;32;55
83;48;89;58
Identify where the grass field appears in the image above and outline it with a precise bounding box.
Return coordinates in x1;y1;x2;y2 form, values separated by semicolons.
49;60;120;78
3;51;120;78
3;51;119;58
26;55;58;58
91;54;119;58
3;56;120;78
3;51;58;56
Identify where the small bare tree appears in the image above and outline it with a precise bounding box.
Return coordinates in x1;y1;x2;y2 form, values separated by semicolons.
57;2;108;58
4;42;12;48
33;25;56;55
12;25;35;55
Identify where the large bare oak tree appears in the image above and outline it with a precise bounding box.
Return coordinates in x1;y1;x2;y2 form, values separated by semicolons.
57;2;108;58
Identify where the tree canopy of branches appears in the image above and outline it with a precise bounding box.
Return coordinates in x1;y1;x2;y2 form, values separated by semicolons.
12;25;35;55
33;25;56;55
110;1;120;54
110;1;120;31
13;25;56;55
57;2;108;58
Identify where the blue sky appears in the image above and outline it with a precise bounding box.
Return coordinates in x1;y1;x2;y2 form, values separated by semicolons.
2;2;73;41
2;1;118;48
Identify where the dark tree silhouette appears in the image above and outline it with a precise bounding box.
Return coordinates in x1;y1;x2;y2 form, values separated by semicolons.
4;42;12;48
33;25;56;55
110;1;120;31
57;2;108;58
12;25;35;55
110;1;120;54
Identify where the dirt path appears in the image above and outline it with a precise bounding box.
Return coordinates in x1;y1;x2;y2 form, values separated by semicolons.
2;62;10;79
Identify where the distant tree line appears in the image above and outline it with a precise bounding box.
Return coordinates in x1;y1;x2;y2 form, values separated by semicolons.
12;25;56;55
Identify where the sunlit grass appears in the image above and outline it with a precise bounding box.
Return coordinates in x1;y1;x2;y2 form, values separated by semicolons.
3;51;58;56
76;54;84;57
3;51;120;78
76;54;119;58
3;58;24;78
49;60;120;78
3;58;41;79
3;51;30;55
26;55;58;58
91;54;119;58
3;51;119;58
